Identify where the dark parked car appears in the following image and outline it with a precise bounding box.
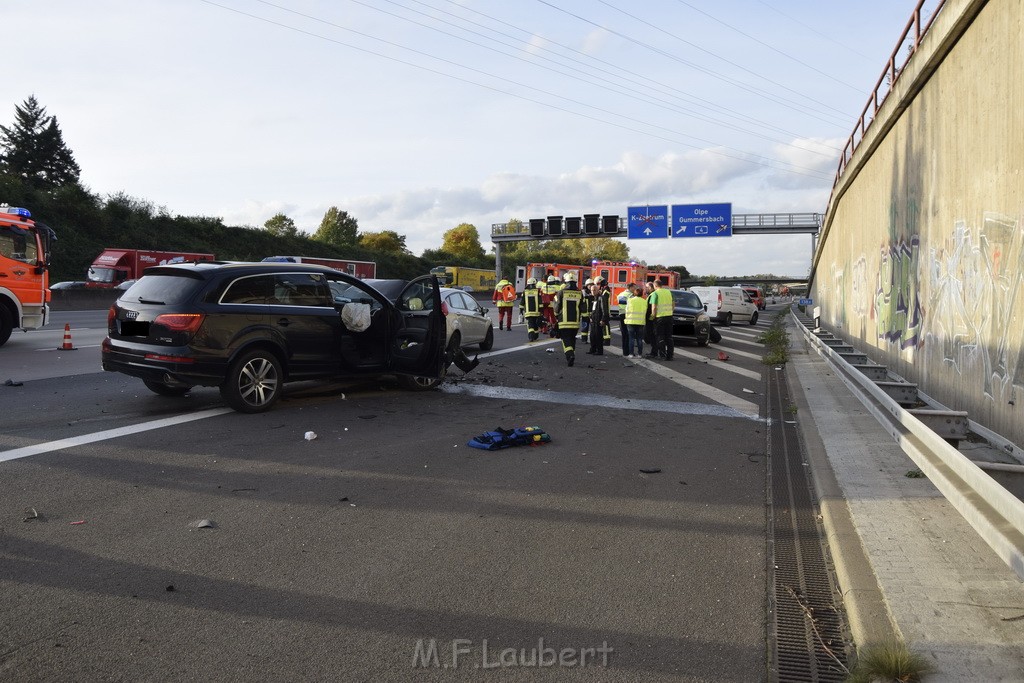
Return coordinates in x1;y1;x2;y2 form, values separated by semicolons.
102;262;446;413
668;288;711;346
49;281;89;290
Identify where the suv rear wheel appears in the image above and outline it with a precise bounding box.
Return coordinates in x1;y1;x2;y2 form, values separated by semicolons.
398;373;444;391
220;349;283;413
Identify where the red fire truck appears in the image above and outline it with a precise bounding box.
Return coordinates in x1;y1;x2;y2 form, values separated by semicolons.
86;249;216;288
589;260;680;315
1;205;56;346
513;262;588;293
261;256;376;279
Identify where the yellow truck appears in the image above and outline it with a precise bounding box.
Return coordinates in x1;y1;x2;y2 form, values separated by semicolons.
429;266;497;292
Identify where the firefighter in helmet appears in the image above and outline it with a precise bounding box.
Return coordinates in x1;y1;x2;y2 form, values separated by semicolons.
579;277;594;340
519;277;542;342
541;274;560;336
553;271;584;367
594;276;612;344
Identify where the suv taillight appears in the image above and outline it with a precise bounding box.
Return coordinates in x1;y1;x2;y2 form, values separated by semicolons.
441;301;449;316
107;306;116;332
154;313;205;334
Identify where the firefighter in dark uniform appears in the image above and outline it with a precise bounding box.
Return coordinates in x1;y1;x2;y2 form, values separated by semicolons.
579;277;593;340
553;272;584;366
519;277;542;342
594;276;612;344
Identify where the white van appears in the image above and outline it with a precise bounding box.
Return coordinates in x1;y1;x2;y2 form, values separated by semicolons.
688;286;759;325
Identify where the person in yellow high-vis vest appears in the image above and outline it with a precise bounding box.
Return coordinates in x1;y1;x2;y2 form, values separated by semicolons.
623;283;648;357
646;280;674;360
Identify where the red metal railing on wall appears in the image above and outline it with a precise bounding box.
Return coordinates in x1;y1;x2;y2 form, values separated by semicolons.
832;0;947;189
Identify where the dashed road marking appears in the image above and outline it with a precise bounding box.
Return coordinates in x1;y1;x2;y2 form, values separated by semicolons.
0;407;233;463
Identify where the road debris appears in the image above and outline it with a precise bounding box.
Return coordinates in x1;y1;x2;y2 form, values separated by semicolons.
639;468;662;474
304;431;317;441
189;519;217;529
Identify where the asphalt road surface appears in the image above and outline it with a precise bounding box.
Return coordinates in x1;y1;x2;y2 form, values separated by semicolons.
1;307;780;681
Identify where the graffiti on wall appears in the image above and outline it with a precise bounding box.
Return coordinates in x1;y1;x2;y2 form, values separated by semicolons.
851;256;870;320
875;235;923;350
923;214;1024;401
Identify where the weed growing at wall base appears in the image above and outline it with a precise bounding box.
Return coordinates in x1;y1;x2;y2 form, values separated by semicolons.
758;311;790;365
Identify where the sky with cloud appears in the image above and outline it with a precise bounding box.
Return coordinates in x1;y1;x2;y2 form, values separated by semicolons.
6;0;932;277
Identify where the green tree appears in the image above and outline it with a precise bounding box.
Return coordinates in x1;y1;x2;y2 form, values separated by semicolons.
359;230;409;254
441;223;485;261
264;213;298;238
312;206;358;247
666;263;691;279
0;96;81;190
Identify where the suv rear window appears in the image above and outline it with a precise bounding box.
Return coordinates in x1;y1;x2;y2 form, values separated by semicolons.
118;274;205;305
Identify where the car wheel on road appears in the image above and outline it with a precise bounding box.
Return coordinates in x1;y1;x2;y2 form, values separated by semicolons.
0;307;12;346
478;325;494;351
143;379;191;397
724;312;733;326
749;311;759;325
445;330;462;365
220;349;283;413
398;373;444;391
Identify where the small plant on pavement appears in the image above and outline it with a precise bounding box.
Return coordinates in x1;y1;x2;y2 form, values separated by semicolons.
844;640;933;683
758;312;790;365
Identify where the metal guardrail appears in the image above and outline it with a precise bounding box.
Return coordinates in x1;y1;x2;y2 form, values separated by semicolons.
791;309;1024;580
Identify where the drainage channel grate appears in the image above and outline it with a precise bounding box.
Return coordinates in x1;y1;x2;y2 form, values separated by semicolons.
767;366;850;682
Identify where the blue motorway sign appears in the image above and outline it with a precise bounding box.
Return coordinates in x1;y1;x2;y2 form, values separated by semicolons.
671;203;732;238
627;205;669;239
799;298;813;306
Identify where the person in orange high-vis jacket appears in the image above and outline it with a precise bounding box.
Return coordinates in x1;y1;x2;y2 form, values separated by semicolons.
492;278;516;331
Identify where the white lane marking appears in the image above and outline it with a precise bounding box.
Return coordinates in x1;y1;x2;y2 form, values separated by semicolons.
476;337;561;359
689;344;763;362
441;384;760;421
605;350;759;415
658;348;762;381
474;331;761;415
0;407;234;463
718;336;762;350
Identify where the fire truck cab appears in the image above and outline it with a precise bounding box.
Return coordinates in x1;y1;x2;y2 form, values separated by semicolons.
590;260;680;315
0;205;55;346
514;262;587;294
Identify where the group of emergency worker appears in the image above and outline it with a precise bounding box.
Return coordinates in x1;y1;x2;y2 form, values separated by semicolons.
513;273;676;367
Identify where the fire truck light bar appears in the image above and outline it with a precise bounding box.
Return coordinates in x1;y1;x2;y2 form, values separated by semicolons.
0;206;32;218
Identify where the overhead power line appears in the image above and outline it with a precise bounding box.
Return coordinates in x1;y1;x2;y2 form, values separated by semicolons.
199;0;836;180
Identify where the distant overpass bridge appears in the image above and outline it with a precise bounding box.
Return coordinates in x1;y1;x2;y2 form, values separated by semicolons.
490;213;821;278
491;213;821;243
679;276;808;288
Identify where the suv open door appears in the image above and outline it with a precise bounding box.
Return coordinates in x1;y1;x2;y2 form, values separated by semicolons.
391;275;446;387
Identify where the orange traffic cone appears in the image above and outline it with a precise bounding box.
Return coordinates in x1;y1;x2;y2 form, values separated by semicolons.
58;323;77;350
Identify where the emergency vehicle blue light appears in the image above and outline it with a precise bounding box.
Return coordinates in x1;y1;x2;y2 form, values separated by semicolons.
1;206;31;218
